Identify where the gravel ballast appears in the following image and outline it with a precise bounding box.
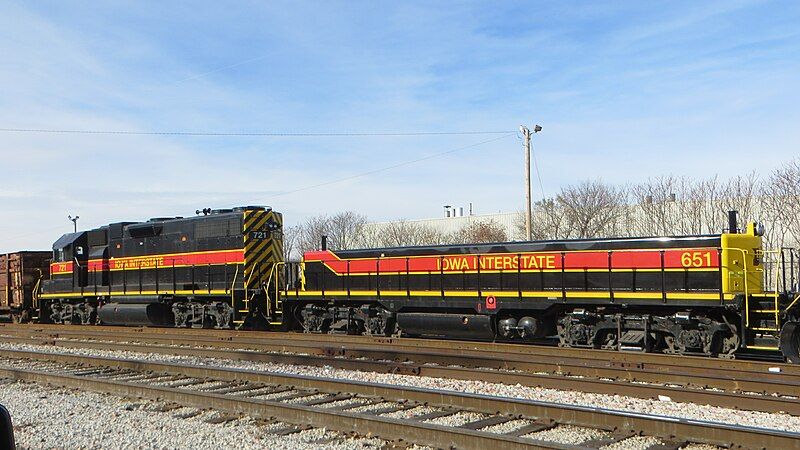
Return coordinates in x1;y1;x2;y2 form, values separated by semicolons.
0;380;384;450
1;341;798;434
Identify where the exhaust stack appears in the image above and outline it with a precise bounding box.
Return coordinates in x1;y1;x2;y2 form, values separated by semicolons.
728;210;738;234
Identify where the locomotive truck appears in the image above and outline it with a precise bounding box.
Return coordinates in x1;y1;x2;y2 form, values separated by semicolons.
23;206;800;363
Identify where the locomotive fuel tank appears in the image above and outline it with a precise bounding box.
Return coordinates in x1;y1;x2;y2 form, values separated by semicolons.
97;302;173;327
396;312;494;340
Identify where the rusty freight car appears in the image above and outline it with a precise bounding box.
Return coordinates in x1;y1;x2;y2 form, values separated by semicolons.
0;252;50;322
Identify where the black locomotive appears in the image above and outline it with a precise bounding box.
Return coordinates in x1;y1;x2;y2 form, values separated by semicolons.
37;206;283;329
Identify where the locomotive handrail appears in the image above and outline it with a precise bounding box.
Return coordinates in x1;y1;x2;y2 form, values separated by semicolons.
229;264;239;305
31;272;42;310
785;293;800;315
267;261;286;319
722;247;754;328
263;263;277;317
244;264;256;300
760;248;783;328
73;257;84;295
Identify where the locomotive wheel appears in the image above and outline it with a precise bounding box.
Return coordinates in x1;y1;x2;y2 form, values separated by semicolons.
780;321;800;364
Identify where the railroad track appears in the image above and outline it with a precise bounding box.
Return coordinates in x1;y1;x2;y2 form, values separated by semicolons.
0;348;796;449
1;323;799;417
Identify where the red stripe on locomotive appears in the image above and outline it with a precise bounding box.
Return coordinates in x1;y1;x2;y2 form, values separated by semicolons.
304;248;719;274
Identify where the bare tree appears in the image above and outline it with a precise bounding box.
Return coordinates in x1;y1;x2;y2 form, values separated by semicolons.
296;211;369;254
556;180;625;238
378;220;448;247
632;176;686;236
515;199;574;240
327;211;368;250
451;219;507;244
716;172;759;232
297;215;329;254
763;159;800;250
282;224;302;261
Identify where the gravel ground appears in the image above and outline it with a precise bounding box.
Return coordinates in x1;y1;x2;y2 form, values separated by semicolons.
381;405;438;419
424;411;486;427
600;435;662;450
524;425;609;445
2;341;799;434
480;418;531;434
0;380;385;450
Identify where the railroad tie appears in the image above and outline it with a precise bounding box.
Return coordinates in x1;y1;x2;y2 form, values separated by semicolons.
300;393;353;407
580;432;635;448
268;424;313;436
504;420;555;437
362;402;419;416
459;415;513;430
409;409;457;421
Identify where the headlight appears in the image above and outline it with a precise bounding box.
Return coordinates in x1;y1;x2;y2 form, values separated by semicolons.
755;222;765;236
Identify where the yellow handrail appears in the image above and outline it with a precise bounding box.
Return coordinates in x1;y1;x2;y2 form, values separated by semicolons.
32;273;42;310
785;293;800;314
762;249;782;327
722;247;751;326
229;264;239;307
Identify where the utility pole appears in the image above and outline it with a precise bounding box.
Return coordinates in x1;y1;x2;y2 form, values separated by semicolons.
520;124;542;241
68;215;79;233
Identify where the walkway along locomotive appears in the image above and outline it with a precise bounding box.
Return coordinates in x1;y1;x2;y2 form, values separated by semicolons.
28;207;800;362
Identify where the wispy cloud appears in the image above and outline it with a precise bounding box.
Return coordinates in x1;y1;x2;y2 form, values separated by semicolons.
0;0;798;251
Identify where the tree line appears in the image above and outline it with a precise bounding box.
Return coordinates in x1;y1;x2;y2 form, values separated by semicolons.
284;158;800;260
283;212;508;261
520;158;799;251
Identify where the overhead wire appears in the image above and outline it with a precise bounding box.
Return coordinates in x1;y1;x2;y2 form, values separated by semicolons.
0;128;515;137
0;224;71;247
0;131;515;245
273;133;515;197
172;54;272;84
531;139;546;202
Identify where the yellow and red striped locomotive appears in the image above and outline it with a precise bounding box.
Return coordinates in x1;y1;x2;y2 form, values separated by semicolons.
283;214;800;362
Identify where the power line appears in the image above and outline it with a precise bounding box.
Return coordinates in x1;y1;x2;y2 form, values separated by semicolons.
0;128;515;137
274;133;515;197
530;139;546;202
173;54;271;84
0;224;69;247
0;133;514;246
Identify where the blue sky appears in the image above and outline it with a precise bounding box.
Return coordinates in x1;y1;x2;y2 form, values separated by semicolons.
0;1;798;251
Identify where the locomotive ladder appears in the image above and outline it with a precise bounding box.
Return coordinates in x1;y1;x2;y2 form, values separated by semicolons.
746;249;788;336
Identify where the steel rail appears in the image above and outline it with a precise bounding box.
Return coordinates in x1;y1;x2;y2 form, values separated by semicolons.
5;323;797;376
1;348;797;449
0;366;551;450
2;334;799;417
2;324;799;395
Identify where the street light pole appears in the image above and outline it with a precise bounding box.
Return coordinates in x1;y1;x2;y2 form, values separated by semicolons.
68;215;79;233
520;124;542;241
